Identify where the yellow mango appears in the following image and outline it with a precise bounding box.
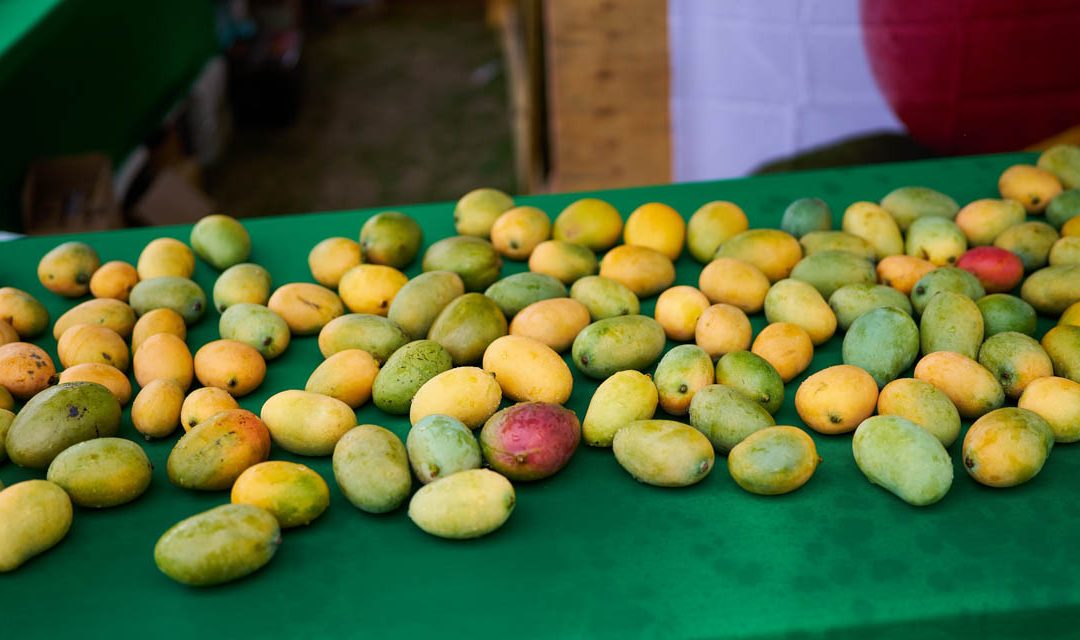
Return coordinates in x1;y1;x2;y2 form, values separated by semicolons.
727;426;820;495
698;257;770;314
876;378;961;447
695;303;752;359
1018;376;1080;443
795;364;878;435
552;198;623;251
410;366;502;429
267;282;345;335
914;351;1005;419
130;308;186;353
53;298;136;340
231;461;330;528
0;342;56;400
0;287;49;338
261;390;356;456
46;438;152;508
308;237;362;288
582;370;658;447
482;335;573;404
623;202;686;260
999;164;1062;213
167;409;272;490
509;298;590;353
654;286;710;341
194;340;266;397
528;240;598;285
751;322;814;383
305;349;380;408
180;387;239;432
0;480;72;572
686;200;749;263
57;324;129;371
763;279;836;346
613;420;714;487
338;264;409;316
875;255;937;296
0;319;18;346
955;198;1026;246
58;363;131;405
963;407;1054;488
89;260;138;301
133;332;193;390
131;378;184;439
598;245;675;298
714;229;802;282
137;237;195;280
841;201;904;259
37;241;100;297
490;206;551;260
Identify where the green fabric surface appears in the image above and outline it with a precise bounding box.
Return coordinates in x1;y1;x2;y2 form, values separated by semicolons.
0;152;1075;639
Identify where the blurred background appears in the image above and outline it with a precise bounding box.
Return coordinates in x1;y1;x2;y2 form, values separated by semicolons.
2;0;1079;235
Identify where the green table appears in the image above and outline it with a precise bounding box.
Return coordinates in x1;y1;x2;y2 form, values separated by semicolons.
1;152;1074;639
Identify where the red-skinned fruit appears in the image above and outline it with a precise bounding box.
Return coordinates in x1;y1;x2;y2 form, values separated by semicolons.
479;402;581;481
956;246;1025;294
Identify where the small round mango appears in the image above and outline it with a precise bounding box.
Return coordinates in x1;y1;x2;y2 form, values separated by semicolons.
454;188;514;239
89;260;138;301
57;324;129;371
623;202;685;260
131;378;184;439
1019;376;1080;443
408;468;514;539
131;308;186;353
509;298;590;353
954;198;1026;246
0;287;50;338
268;283;344;335
598;245;675;298
714;229;802;283
213;263;273;312
338;264;409;316
695;303;752;359
751;322;813;383
528;240;598;285
360;211;423;268
58;363;131;405
482;335;572;404
999;164;1062;213
654;286;710;341
727;426;820;495
876;255;937;296
305;348;380;408
180;387;239;432
37;241;100;297
963;407;1054;488
698;257;770;314
686;201;749;263
193;339;266;397
133;333;193;390
137;237;194;280
490;206;551;260
308;237;361;288
190;214;252;270
795;364;878;435
231;461;330;528
0;342;56;400
410;367;502;429
552;198;623;251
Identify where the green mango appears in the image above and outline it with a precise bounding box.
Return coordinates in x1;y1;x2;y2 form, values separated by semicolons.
1051;237;1080;266
977;294;1037;337
427;293;507;366
405;414;482;484
333;425;412;513
219;303;290;360
388;271;465;339
995;221;1059;272
910;267;985;315
318;314;410;363
190;214;251;271
1042;324;1080;383
920;291;984;359
613;420;715;487
129;276;207;324
880;186;959;231
1046;188;1080;229
361;211;423;268
714;351;784;415
213;263;272;312
1037;144;1080;190
781;197;832;238
653;345;714;416
799;231;875;260
852;415;953;506
843;307;919;388
46;437;152;508
0;408;14;462
531;240;599;285
789;250;876;300
829;283;913;331
569;275;640;321
688;384;775;453
581;370;658;447
454;188;514;238
422;236;502;291
408;468;515;539
571;315;666;379
372;340;454;414
154;504;280;586
6;382;121;469
978;332;1054;399
484;272;567;318
1021;264;1080;315
905;217;967;266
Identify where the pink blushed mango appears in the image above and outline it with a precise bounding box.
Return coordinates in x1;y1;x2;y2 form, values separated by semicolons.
956;246;1024;294
479;402;580;481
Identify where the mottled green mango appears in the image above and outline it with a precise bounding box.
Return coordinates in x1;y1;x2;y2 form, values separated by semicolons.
46;437;152;508
688;384;775;453
789;250;876;300
852;415;953;506
213;263;272;312
727;426;820;495
571;315;666;379
1042;324;1080;383
427;293;507;366
333;425;412;513
0;480;72;572
154;504;280;586
906;217;967;266
361;211;423;268
219;303;290;360
129;277;207;324
190;214;251;270
387;271;465;339
977;294;1038;337
1047;189;1080;229
978;332;1054;399
843;307;919;388
6;382;121;469
408;469;514;539
318;314;410;363
484;272;567;318
1038;144;1080;190
920;291;984;359
781;198;832;238
654;345;714;416
829;283;913;331
581;370;658;447
995;221;1059;272
910;267;985;315
799;231;875;260
880;186;959;231
1021;264;1080;315
714;351;785;415
372;340;453;414
422;236;502;291
613;420;715;487
569;275;640;320
406;414;482;484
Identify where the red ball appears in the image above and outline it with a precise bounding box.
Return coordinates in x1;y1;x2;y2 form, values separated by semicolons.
956;246;1024;294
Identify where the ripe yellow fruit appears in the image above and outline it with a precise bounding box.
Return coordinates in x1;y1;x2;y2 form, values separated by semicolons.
623;202;686;260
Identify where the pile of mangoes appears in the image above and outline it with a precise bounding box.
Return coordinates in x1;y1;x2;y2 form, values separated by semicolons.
2;147;1080;586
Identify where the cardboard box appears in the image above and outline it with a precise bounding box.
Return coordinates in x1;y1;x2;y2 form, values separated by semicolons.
21;154;123;235
130;168;217;227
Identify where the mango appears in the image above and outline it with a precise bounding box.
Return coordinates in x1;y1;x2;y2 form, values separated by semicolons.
306;348;380;408
154;504;280;586
978;332;1054;399
1059;301;1080;327
790;250;876;300
999;164;1062;213
714;351;784;415
955;198;1026;246
880;186;959;230
408;469;515;539
485;272;567;318
728;426;820;496
875;255;936;296
509;298;591;353
1038;144;1080;189
698;257;770;314
260;390;356;456
843;307;919;387
361;211;423;268
800;231;875;261
905;217;967;267
406;414;482;484
53;297;136;340
1050;237;1080;266
781;197;832;238
624;202;685;260
0;388;11;412
58;364;130;405
572;315;665;379
190;214;251;270
219;303;290;360
213;263;272;312
994;221;1059;271
528;240;598;285
1019;376;1080;442
131;378;184;439
598;245;676;298
1047;188;1080;229
0;342;56;400
372;340;452;414
410;367;502;429
552;198;622;251
910;267;985;315
695;303;752;359
46;437;152;507
715;229;802;282
230;461;330;528
842;201;904;259
339;264;409;315
977;294;1037;337
852;415;953;506
38;241;100;297
963;407;1054;488
490;206;551;260
133;333;193;390
570;275;640;320
308;237;361;288
57;324;129;371
955;246;1024;294
613;420;714;487
482;335;573;404
480;402;580;481
1066;216;1080;237
387;270;465;339
0;408;13;460
333;425;411;513
89;260;138;301
136;238;194;280
828;283;913;331
428;292;507;365
654;345;714;415
877;378;961;447
914;351;1005;419
581;370;657;447
131;308;186;353
0;319;18;347
920;291;984;360
751;322;813;382
795;364;878;434
687;201;749;263
422;236;502;291
0;480;72;572
688;384;775;453
1042;324;1080;382
129;277;207;325
1021;264;1080;315
654;286;710;341
194;339;266;397
318;313;409;363
454;188;513;239
180;387;239;432
167;409;271;490
0;287;49;338
267;282;344;335
763;278;836;345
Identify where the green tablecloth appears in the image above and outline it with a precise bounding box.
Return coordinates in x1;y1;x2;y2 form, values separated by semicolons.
1;152;1074;639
